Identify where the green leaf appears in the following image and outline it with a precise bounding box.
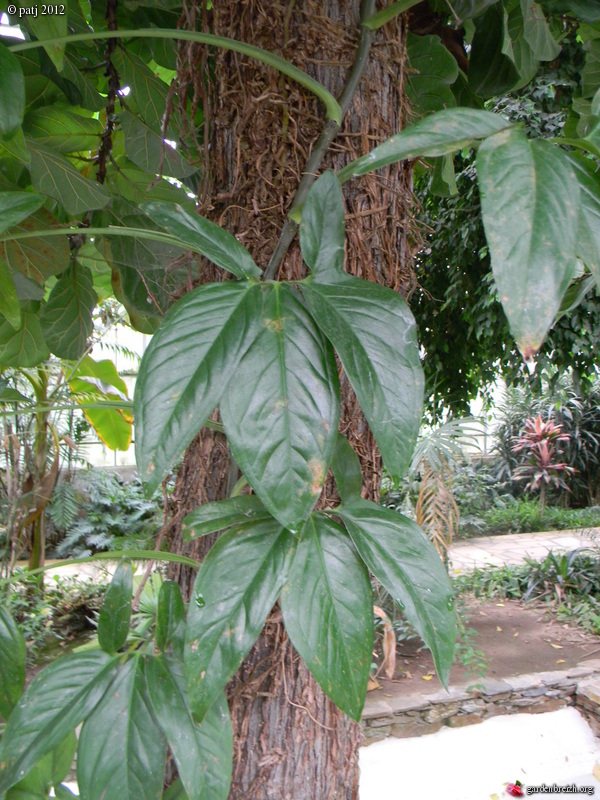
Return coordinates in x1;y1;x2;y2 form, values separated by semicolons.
0;43;25;139
501;1;538;89
134;281;262;494
0;257;21;330
39;263;97;359
405;33;458;117
10;732;77;798
23;106;103;154
112;49;177;136
68;356;133;451
145;656;232;800
0;192;45;236
26;140;111;215
477;128;579;358
568;152;600;292
520;0;560;61
335;499;455;687
0;126;31;163
299;171;345;282
185;520;294;720
0;312;50;368
444;0;500;23
59;56;106;112
156;581;186;656
338;108;511;182
182;495;271;541
22;2;68;72
429;154;458;197
0;607;26;720
280;514;372;721
302;276;422;480
120;111;199;180
0;209;69;284
583;39;600;100
77;656;166;800
141;202;261;279
221;283;340;531
330;433;362;502
469;5;521;98
97;560;133;654
0;651;119;795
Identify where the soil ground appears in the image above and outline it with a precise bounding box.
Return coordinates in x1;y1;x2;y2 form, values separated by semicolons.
371;598;600;697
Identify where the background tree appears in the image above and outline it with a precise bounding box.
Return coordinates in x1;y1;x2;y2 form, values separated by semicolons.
1;1;600;799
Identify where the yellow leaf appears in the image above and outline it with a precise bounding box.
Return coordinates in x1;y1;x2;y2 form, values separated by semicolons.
422;674;433;681
367;679;380;691
550;643;563;649
556;659;566;664
514;632;519;637
496;603;504;607
496;626;502;632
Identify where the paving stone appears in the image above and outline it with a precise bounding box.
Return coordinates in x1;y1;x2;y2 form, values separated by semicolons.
387;694;431;714
391;720;442;739
521;686;549;698
511;697;542;708
479;679;512;699
362;697;393;720
538;670;570;686
504;673;542;690
566;666;595;679
445;714;485;728
527;697;568;714
424;703;460;724
577;680;600;707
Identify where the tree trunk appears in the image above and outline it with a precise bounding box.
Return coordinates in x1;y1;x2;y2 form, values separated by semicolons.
167;1;416;796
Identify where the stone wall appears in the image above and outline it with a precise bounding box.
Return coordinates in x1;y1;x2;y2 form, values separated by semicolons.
362;659;600;744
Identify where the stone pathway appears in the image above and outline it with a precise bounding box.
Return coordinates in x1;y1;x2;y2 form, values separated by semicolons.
449;527;600;574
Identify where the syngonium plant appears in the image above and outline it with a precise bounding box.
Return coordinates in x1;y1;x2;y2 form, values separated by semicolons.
1;2;600;797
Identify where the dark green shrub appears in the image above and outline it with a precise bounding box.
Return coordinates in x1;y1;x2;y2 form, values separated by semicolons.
48;471;164;558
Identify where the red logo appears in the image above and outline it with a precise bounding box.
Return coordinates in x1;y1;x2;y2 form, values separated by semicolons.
506;781;524;797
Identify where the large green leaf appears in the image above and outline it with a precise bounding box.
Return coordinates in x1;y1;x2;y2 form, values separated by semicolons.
221;283;340;531
280;514;372;721
335;499;455;687
156;581;186;657
145;656;232;800
0;607;26;720
97;560;133;654
0;43;25;139
120;111;199;180
477;128;579;358
112;49;178;136
77;656;166;800
185;520;294;720
521;0;560;61
7;733;77;799
0;256;21;330
299;171;345;282
0;312;49;368
444;0;500;23
0;651;119;795
0;192;45;236
182;495;271;541
469;5;521;98
338;108;511;182
59;56;106;112
569;152;600;290
68;356;133;451
301;276;422;480
134;281;262;495
330;433;362;503
26;140;111;215
0;209;70;284
39;263;97;359
501;0;539;89
405;33;458;117
23;106;103;154
21;2;68;72
141;202;262;279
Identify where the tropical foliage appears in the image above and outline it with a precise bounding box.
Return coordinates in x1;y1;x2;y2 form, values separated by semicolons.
1;0;600;797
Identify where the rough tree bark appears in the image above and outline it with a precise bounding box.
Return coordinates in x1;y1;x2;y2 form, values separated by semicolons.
166;1;417;797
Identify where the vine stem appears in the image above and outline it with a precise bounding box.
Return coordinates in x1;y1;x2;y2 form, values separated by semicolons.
263;0;377;281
